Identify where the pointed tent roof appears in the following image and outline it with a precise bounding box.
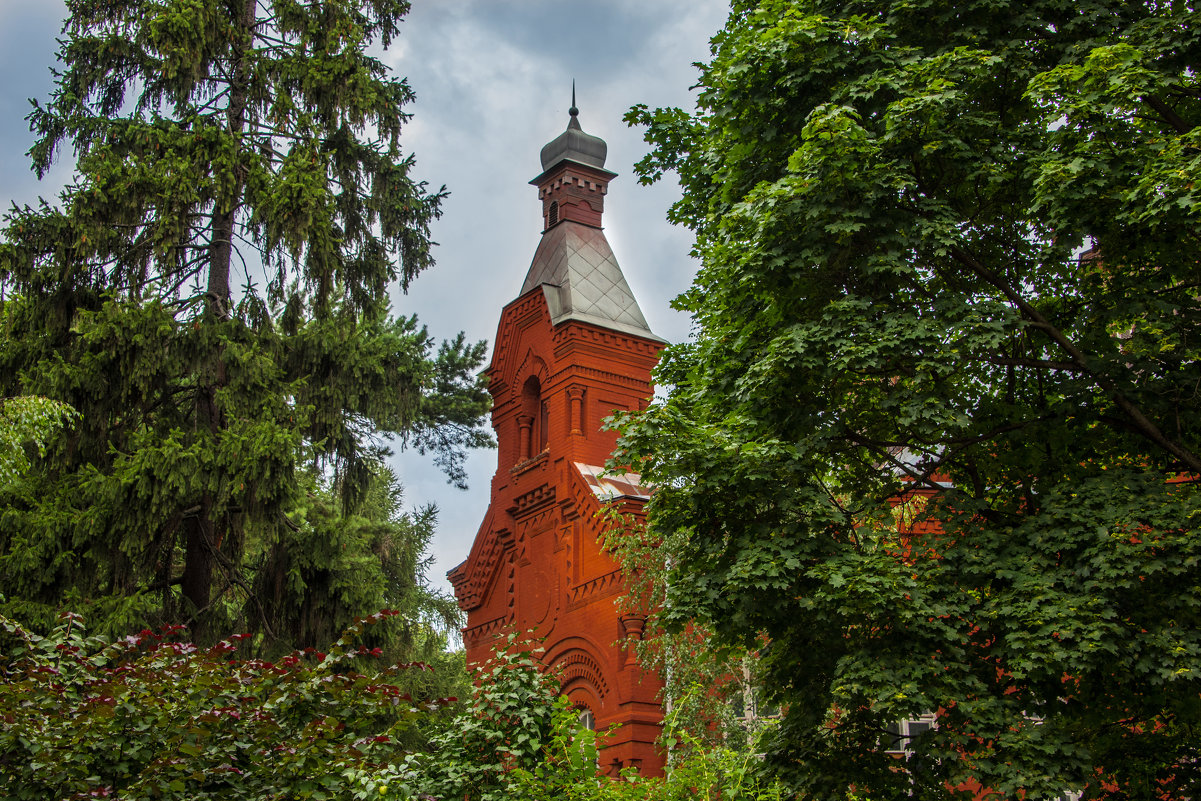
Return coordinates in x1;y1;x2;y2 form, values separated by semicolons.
521;221;662;340
522;93;664;343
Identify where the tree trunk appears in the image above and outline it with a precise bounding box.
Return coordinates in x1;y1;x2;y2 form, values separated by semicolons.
181;0;256;642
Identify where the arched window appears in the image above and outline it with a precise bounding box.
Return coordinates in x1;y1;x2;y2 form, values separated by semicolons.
577;708;595;731
548;200;559;227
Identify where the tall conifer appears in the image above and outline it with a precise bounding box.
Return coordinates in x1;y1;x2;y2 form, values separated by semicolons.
0;0;491;643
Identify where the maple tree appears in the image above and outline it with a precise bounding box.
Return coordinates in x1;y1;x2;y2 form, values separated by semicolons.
618;0;1201;797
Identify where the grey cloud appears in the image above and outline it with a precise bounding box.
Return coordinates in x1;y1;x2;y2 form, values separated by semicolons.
0;2;66;210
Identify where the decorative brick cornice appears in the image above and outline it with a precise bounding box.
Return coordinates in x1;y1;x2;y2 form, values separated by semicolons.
517;507;560;539
552;323;664;357
548;364;654;393
508;481;556;518
510;449;549;477
568;568;624;608
463;613;514;649
537;173;610;196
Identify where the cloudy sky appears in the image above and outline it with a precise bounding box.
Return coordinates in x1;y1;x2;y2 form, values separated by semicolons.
0;1;727;595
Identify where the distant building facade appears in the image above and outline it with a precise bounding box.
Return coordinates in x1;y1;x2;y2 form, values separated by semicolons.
448;102;666;775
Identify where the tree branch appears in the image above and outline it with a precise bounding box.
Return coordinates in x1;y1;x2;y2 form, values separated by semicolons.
950;245;1201;473
1144;94;1195;135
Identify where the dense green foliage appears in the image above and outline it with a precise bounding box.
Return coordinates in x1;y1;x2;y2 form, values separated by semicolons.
0;610;442;800
604;510;769;755
0;0;491;645
242;464;470;687
365;638;788;801
0;618;784;801
0;396;76;487
391;640;594;801
619;0;1201;797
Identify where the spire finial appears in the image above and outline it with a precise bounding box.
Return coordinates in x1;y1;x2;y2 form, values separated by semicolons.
569;80;578;118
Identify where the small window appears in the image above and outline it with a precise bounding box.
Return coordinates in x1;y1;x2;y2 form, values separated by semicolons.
548;201;559;227
578;709;595;731
907;719;932;739
884;721;904;753
884;714;936;755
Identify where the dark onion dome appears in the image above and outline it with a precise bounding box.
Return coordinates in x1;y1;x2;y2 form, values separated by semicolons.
539;103;607;171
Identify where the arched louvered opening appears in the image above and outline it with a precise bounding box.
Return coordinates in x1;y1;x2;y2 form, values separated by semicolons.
548;200;559;227
519;375;544;461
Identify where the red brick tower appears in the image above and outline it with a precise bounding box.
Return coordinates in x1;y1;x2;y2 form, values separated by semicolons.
449;99;666;776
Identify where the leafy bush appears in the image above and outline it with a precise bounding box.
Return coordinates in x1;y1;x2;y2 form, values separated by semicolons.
1;614;794;801
359;640;576;800
0;609;447;800
358;639;789;801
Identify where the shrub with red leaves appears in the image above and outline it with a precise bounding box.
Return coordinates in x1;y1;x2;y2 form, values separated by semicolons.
0;610;450;800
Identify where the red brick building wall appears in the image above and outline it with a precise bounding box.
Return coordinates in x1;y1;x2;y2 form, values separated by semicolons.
449;106;667;775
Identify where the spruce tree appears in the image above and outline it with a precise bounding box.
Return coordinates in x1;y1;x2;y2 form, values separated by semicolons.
0;0;491;644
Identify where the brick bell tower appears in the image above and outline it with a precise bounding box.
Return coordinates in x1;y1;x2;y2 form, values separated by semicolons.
449;95;667;776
